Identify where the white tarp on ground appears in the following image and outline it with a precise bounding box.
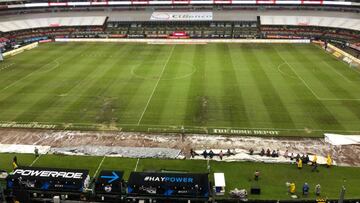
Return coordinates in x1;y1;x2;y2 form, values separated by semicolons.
50;145;181;159
324;133;360;146
193;149;334;165
0;144;50;154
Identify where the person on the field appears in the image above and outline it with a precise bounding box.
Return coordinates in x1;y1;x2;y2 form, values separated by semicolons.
312;162;319;172
12;156;18;170
202;150;208;159
284;150;289;158
271;150;277;157
260;148;265;156
295;154;300;162
326;154;332;168
315;184;321;196
303;154;310;164
312;154;318;165
209;150;214;159
219;150;224;160
254;170;260;181
290;153;294;161
226;149;232;156
266;149;271;157
302;183;309;196
297;158;303;169
190;149;196;158
34;147;39;158
289;182;296;194
249;148;254;155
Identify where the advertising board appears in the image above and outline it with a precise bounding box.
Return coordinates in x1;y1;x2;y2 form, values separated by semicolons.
150;12;213;21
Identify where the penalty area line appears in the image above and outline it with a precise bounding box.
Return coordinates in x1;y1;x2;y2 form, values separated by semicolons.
137;45;175;125
276;50;323;100
0;56;63;92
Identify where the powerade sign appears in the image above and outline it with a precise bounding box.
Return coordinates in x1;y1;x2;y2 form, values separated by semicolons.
150;12;213;21
7;167;90;194
144;176;194;183
13;169;84;179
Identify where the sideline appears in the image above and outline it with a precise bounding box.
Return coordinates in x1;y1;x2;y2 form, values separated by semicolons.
55;38;310;44
29;154;42;167
134;158;140;172
93;156;106;178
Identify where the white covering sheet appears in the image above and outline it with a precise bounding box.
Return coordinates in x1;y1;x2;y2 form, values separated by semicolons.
194;149;334;165
0;144;50;154
324;133;360;146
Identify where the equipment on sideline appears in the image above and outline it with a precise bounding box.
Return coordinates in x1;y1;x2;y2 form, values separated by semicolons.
250;186;261;195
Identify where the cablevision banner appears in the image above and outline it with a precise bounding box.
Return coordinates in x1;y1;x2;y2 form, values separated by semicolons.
150;12;213;21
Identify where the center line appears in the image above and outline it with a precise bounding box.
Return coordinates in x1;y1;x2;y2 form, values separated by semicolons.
137;45;175;125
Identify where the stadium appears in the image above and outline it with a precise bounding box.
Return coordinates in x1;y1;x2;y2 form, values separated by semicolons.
0;0;360;202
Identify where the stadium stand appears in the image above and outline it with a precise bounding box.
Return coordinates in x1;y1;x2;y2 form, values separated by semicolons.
0;16;107;32
260;16;360;32
0;0;358;56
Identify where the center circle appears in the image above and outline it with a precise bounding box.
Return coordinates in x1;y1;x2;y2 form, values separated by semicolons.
131;61;197;80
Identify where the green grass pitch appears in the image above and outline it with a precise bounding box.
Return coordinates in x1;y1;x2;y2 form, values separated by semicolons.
1;153;360;200
0;42;360;136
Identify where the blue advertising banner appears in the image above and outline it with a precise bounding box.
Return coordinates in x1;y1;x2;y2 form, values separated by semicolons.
127;172;210;199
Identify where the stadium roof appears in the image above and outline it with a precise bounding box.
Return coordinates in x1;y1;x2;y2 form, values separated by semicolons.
0;10;358;23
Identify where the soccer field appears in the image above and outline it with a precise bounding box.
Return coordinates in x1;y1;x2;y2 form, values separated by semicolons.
0;42;360;136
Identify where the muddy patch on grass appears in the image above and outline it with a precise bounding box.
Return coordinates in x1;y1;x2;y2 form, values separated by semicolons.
0;128;359;166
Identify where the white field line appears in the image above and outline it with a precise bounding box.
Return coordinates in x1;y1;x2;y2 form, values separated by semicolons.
207;159;211;172
320;98;360;101
323;61;353;83
134;158;140;172
137;45;176;125
0;56;62;92
276;62;298;80
276;49;360;101
40;60;60;74
93;156;106;178
313;44;360;76
29;154;41;167
276;52;323;100
329;66;352;83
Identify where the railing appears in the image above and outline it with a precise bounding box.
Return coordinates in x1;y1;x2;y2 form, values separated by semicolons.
2;0;359;9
